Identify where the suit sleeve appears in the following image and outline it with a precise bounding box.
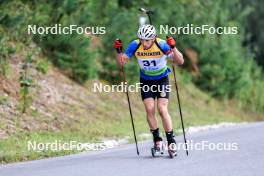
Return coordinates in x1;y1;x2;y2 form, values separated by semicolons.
158;40;171;54
125;40;138;59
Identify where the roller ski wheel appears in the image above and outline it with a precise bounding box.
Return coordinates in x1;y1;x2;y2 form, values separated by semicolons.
168;143;177;158
151;140;164;157
168;148;177;158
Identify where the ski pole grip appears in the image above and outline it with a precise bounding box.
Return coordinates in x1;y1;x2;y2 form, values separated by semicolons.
166;35;175;48
116;48;122;54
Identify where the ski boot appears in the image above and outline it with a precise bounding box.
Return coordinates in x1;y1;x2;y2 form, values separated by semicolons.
151;137;164;157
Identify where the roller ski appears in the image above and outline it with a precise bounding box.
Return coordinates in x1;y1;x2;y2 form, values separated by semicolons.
166;131;177;158
151;137;164;157
150;128;164;157
167;139;177;158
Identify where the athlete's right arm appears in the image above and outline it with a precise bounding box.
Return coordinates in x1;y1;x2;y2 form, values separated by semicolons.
114;39;138;68
115;53;129;69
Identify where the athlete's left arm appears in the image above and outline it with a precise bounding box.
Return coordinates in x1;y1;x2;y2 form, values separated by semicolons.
166;36;184;65
170;47;184;65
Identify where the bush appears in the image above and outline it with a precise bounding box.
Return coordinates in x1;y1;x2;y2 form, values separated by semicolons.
36;59;49;74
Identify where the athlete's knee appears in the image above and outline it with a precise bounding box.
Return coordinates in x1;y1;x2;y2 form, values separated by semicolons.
157;104;168;117
145;105;155;117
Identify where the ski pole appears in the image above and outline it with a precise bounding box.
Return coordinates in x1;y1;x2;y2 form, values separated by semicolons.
139;8;154;25
116;39;139;156
171;63;189;156
167;34;189;156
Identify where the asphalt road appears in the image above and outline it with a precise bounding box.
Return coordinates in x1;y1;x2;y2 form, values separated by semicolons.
1;122;264;176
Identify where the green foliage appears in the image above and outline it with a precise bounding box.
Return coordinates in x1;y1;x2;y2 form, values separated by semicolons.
0;96;8;105
36;59;49;74
0;39;9;77
37;34;96;82
0;37;15;77
0;0;32;42
19;54;34;113
242;0;264;69
234;61;264;112
29;0;98;83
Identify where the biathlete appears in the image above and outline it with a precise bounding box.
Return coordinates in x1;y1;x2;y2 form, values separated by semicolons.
114;24;184;156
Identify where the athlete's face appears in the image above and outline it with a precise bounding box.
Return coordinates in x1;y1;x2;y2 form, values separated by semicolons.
140;38;155;50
